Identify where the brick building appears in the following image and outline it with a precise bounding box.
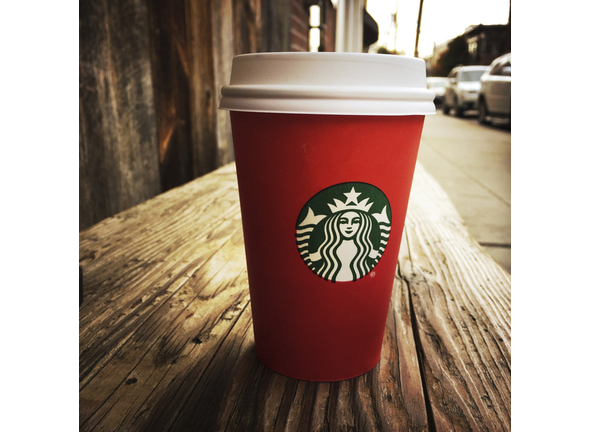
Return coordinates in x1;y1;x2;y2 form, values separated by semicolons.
464;24;511;66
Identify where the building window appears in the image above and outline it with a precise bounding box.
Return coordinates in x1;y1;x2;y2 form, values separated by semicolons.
467;37;477;56
309;4;321;52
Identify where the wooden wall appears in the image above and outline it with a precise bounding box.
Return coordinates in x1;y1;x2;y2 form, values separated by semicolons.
80;0;287;231
79;0;162;232
79;0;343;231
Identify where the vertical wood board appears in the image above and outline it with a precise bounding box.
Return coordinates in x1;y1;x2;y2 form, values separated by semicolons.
79;0;161;231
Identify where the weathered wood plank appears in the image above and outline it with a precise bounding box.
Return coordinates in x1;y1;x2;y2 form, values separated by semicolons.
185;0;236;178
79;0;292;232
260;0;291;52
79;168;247;429
185;0;218;177
399;163;511;431
146;0;194;192
79;166;241;390
233;0;262;55
211;0;236;167
79;0;161;231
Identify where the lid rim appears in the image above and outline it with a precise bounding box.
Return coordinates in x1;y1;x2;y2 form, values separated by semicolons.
220;99;436;116
221;85;436;102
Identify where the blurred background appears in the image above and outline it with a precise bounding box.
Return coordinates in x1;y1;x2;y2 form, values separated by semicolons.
79;0;511;231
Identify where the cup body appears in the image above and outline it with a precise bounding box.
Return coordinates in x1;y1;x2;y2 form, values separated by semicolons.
230;112;424;381
219;53;434;381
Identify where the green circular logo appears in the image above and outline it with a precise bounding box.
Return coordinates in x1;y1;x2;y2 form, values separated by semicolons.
295;182;391;282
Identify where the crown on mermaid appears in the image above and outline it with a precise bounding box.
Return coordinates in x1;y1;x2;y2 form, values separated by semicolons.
327;187;374;213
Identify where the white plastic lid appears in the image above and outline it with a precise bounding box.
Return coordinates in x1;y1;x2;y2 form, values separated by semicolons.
219;52;436;116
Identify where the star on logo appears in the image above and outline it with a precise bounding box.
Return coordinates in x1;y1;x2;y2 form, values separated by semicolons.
343;187;361;205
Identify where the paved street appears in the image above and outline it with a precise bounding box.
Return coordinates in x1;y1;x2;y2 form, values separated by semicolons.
416;109;511;273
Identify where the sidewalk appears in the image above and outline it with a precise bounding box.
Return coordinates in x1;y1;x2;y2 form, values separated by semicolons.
416;111;511;274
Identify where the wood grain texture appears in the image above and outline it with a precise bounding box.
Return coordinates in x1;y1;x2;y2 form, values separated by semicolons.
185;0;218;177
80;0;267;230
185;0;237;179
260;0;291;52
146;0;194;192
79;0;161;231
79;162;510;431
211;0;235;168
233;0;262;55
400;163;511;431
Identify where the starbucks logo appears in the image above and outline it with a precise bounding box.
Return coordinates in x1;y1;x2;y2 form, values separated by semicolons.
296;182;391;283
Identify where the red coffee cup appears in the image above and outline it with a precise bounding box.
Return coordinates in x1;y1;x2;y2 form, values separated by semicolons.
220;53;435;381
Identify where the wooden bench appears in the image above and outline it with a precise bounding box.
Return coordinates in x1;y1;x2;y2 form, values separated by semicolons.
79;161;510;431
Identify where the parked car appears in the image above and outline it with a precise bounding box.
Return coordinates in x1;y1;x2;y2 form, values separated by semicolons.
477;52;511;125
442;65;488;117
426;77;448;107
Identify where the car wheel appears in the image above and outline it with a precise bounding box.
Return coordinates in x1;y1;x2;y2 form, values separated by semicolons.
454;97;463;118
442;100;450;115
478;98;489;125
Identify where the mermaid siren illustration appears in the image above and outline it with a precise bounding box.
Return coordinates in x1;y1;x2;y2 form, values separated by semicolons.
296;184;391;283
